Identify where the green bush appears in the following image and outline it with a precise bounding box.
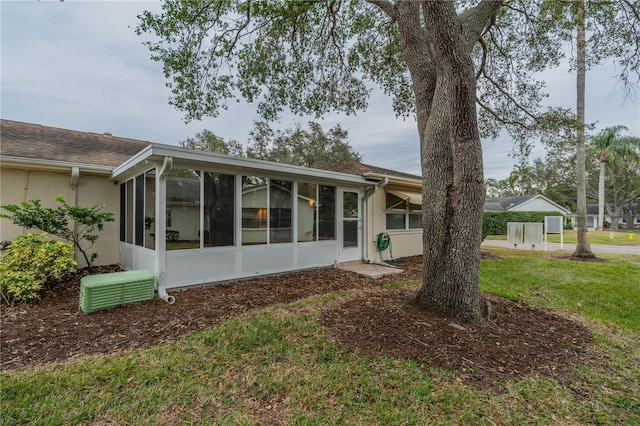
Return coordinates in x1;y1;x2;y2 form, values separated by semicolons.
482;211;566;239
0;233;77;303
0;196;114;267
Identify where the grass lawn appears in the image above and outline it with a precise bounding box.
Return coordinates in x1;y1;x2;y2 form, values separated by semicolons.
2;249;639;425
486;229;640;246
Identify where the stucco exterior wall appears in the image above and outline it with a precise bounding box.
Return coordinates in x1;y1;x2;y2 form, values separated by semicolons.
365;188;423;261
0;166;120;267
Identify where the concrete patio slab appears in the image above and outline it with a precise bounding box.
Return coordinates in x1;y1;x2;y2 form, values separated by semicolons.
337;261;404;279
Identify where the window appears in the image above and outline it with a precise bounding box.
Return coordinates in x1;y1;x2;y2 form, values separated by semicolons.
134;174;145;247
144;170;156;249
270;180;292;243
121;170;155;248
203;171;235;247
242;176;268;245
318;185;336;240
385;192;421;230
166;169;200;250
298;182;317;242
125;180;134;243
241;177;293;245
119;183;126;242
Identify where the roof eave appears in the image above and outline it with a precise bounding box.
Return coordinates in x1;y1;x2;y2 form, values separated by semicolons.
360;172;422;189
1;155;114;174
112;143;375;187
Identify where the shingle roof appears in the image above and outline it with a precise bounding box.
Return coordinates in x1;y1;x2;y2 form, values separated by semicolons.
1;119;150;168
324;161;421;181
484;195;538;211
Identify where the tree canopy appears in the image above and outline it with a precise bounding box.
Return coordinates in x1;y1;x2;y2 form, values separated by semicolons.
246;121;362;168
180;129;245;157
179;121;362;168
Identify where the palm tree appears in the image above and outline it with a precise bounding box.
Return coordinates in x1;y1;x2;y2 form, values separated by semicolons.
572;0;594;259
589;126;639;230
507;162;534;195
484;178;502;197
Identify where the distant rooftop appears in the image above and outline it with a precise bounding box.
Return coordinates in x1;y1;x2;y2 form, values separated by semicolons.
484;195;539;211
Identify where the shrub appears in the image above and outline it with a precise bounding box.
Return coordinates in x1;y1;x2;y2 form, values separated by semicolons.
0;233;77;303
0;196;114;267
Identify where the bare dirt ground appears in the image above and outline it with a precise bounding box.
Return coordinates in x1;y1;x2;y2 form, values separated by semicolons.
1;255;595;390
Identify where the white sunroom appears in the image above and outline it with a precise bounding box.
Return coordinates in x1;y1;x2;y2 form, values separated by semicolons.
111;143;376;302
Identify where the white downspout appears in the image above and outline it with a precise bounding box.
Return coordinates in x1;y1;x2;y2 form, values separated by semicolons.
156;157;175;304
69;167;80;264
362;178;387;263
70;166;80;205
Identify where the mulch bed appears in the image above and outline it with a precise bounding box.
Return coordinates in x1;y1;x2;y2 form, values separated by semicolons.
1;255;596;390
321;287;594;390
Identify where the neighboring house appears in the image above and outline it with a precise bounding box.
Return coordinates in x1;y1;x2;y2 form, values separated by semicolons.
5;120;428;300
484;195;572;216
585;204;640;229
585;204;601;230
0;119;149;267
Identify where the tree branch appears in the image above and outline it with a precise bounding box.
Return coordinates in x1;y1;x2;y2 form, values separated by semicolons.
475;32;489;80
476;97;534;130
481;70;541;123
620;0;640;22
226;0;252;58
459;0;505;53
365;0;397;20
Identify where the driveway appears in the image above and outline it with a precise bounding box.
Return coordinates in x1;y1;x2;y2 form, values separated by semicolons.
481;239;639;256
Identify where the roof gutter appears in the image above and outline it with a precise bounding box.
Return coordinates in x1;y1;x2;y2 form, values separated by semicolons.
360;172;422;189
1;156;113;174
112;143;374;187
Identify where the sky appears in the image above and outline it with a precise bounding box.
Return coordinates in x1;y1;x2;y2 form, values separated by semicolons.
2;1;639;180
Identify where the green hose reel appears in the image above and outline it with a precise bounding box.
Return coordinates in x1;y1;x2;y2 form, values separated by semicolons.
375;232;404;267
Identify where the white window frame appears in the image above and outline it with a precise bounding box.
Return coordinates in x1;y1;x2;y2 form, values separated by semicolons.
385;192;421;231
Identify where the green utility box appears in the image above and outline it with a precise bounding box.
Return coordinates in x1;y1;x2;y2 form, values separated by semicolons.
79;270;155;313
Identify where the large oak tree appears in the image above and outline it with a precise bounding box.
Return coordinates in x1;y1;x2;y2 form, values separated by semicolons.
136;0;636;322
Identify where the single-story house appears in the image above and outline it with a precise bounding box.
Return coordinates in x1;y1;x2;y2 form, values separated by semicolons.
1;120;149;267
1;120;424;302
484;195;572;216
585;204;640;229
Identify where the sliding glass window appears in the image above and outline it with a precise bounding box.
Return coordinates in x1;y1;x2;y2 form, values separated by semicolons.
166;169;200;250
203;171;235;247
242;176;268;245
144;170;156;249
270;180;292;243
318;185;336;240
297;182;317;242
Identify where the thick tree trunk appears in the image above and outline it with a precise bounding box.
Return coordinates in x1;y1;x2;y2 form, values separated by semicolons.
412;2;490;324
383;0;501;323
572;0;595;259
